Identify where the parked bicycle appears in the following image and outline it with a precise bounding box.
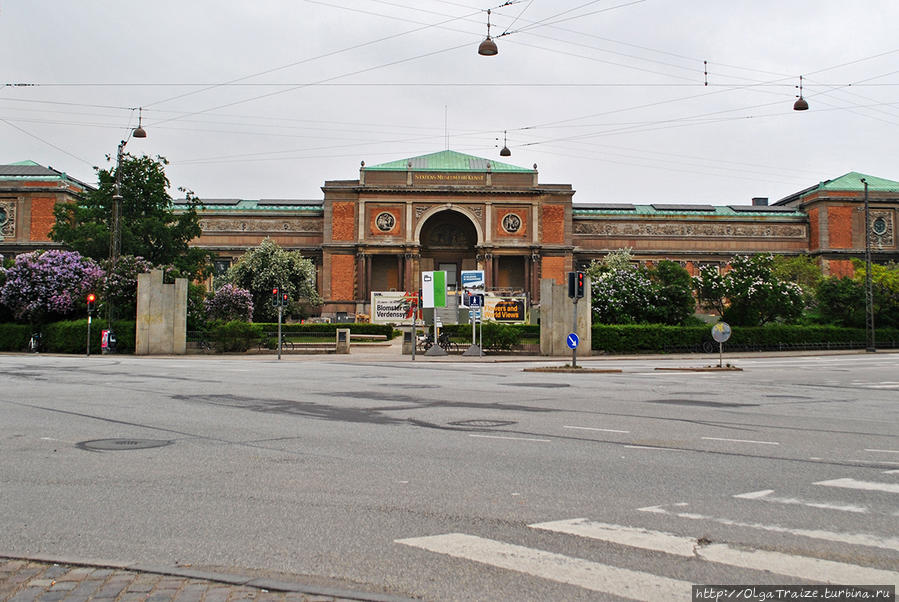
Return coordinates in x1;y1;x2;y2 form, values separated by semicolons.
418;331;452;352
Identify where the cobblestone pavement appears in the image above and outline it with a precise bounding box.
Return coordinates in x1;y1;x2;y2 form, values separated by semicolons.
0;559;400;602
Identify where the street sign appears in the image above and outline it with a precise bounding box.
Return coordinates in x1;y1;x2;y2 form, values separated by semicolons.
567;333;579;349
469;293;483;308
711;322;732;343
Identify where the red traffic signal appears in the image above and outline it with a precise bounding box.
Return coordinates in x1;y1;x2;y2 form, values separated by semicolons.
281;292;289;306
271;287;280;307
86;293;96;312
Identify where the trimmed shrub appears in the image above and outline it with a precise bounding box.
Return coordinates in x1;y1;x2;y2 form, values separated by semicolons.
0;323;32;351
591;324;899;353
209;320;263;352
40;319;135;354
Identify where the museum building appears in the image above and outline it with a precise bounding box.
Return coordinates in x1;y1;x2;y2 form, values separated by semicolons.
2;151;897;321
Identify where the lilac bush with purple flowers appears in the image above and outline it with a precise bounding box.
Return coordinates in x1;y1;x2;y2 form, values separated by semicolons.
0;250;104;323
204;284;254;323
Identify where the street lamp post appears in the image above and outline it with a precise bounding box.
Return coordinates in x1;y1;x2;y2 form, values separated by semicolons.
861;178;876;353
106;111;147;334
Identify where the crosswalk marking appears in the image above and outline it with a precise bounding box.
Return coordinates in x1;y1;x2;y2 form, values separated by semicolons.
814;478;899;494
638;503;899;551
733;489;869;513
530;519;899;585
395;533;690;601
530;519;695;557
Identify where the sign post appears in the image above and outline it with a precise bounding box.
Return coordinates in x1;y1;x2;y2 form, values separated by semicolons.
711;321;732;368
463;293;484;356
422;271;448;356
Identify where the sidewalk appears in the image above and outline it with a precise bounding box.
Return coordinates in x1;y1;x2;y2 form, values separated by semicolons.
0;559;409;602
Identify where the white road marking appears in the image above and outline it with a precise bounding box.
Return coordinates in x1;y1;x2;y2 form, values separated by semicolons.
529;518;899;585
702;437;779;445
637;503;899;551
468;434;550;443
564;426;630;434
866;449;899;454
814;478;899;494
884;469;899;474
624;445;687;452
395;533;690;600
733;489;868;513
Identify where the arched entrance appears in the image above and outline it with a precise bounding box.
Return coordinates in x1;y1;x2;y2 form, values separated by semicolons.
418;209;479;290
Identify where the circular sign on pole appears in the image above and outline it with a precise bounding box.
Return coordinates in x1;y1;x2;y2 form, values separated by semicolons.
566;333;579;349
711;322;732;343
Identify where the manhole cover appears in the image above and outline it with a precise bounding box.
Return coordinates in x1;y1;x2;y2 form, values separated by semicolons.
77;438;173;452
447;419;517;428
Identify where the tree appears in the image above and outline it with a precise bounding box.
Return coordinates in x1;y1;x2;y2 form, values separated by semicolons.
815;277;865;327
590;266;658;324
773;254;823;305
100;254;154;321
224;238;320;322
0;250;104;324
647;260;695;325
853;260;899;329
204;284;254;322
694;254;804;326
50;153;211;278
587;257;695;325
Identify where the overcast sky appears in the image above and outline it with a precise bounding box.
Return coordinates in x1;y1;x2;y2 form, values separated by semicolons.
2;1;898;205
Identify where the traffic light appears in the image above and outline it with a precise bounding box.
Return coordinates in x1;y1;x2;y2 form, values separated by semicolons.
567;272;576;298
281;291;289;306
86;293;96;313
576;270;585;298
271;287;280;307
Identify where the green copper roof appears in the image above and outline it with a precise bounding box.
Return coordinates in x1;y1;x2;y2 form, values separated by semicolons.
573;204;806;218
815;172;899;192
364;150;534;173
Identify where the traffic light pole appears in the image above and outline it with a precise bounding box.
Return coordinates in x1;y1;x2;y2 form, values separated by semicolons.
86;311;92;358
277;305;283;361
571;297;578;369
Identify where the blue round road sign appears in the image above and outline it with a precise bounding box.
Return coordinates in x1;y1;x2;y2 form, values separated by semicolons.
567;333;579;349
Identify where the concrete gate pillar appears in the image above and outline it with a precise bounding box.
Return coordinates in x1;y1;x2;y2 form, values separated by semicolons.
539;277;592;357
135;269;188;355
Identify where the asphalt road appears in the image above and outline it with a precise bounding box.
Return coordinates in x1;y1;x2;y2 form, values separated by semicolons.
1;351;897;601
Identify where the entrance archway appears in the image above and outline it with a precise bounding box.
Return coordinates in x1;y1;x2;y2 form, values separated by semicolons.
418;209;479;289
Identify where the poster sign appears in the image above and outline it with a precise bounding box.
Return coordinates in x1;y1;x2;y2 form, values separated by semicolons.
371;291;420;324
421;271;446;308
460;270;485;290
484;295;527;323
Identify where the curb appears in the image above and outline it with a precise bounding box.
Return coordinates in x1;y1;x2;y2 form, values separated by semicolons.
0;554;417;602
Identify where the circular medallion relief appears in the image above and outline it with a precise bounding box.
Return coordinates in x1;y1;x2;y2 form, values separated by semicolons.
376;211;396;232
502;213;522;234
872;216;888;236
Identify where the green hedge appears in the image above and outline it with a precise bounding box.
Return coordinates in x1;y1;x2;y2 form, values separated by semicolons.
35;319;136;354
0;324;32;351
254;322;396;338
591;324;899;353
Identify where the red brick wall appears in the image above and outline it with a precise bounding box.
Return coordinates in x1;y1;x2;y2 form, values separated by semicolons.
541;256;567;284
827;206;853;248
827;259;855;278
30;197;56;241
541;205;565;244
808;207;820;251
332;202;355;241
330;254;356;300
